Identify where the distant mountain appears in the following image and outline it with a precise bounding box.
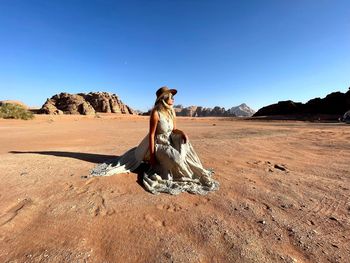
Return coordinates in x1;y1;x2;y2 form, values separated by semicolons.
170;103;255;117
174;105;230;117
253;87;350;120
229;103;255;117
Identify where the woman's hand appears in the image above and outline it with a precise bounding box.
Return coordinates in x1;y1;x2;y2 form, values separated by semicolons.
173;128;189;144
172;114;189;143
181;131;189;144
150;154;157;167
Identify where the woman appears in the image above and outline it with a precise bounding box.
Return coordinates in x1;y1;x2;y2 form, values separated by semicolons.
89;87;219;195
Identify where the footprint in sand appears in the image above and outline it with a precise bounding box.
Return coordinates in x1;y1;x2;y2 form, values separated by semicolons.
144;214;165;227
73;178;98;195
88;192;115;217
89;193;107;216
0;198;32;226
247;160;289;173
64;183;74;191
156;203;183;212
194;197;211;207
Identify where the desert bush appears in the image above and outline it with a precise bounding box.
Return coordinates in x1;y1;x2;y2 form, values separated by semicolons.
0;103;34;120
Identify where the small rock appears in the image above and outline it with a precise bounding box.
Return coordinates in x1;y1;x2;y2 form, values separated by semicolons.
329;216;338;222
307;220;315;225
287;228;296;236
331;244;339;248
274;164;287;171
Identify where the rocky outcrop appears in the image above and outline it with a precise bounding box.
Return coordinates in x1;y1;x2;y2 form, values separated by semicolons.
178;106;199;117
254;88;350;119
39;92;135;115
340;110;350;124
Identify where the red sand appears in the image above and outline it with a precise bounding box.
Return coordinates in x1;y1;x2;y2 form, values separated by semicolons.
0;114;349;262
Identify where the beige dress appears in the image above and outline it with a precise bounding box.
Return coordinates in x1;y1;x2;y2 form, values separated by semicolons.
89;110;219;195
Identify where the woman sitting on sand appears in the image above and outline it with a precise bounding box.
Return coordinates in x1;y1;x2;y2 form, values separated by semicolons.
89;86;219;195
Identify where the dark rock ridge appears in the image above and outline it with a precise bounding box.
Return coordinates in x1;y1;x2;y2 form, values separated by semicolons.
39;92;135;115
253;88;350;119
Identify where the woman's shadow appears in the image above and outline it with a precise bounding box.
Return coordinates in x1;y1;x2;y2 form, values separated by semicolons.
9;150;117;163
9;150;149;187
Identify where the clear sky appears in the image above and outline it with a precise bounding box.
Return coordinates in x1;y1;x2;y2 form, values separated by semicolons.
0;0;349;112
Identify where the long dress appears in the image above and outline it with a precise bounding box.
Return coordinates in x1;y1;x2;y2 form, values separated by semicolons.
89;110;219;195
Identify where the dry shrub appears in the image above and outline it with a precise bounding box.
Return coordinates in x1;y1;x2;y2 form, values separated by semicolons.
0;103;34;120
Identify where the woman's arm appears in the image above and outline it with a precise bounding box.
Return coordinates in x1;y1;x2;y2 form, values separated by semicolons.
149;109;159;166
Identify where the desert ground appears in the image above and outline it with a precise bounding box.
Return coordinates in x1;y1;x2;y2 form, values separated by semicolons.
0;114;349;263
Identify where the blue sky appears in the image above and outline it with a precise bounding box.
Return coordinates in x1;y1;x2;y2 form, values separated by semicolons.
0;0;349;112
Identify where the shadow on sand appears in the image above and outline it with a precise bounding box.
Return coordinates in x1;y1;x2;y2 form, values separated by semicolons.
9;150;119;164
9;150;150;188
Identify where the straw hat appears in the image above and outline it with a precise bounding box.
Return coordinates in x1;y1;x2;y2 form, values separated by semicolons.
155;86;177;103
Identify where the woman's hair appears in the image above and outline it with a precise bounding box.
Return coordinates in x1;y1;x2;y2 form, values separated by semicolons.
153;93;175;119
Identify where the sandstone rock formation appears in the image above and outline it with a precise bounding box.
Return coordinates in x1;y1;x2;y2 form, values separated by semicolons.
39;92;135;115
254;88;350;119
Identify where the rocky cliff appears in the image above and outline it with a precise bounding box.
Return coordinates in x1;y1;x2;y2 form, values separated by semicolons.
39;92;135;115
253;88;350;119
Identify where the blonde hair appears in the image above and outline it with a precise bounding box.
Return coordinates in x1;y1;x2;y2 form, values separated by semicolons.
153;93;175;119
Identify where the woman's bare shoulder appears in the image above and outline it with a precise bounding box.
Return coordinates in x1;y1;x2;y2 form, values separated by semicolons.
150;108;159;120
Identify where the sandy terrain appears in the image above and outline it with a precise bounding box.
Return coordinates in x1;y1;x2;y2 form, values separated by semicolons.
0;114;349;263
